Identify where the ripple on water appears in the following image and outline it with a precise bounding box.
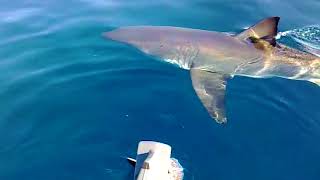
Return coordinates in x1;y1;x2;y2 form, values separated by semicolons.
228;76;320;136
0;1;320;179
277;25;320;56
0;8;42;23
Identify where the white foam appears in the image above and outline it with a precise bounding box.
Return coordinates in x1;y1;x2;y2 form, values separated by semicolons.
276;25;320;57
164;58;191;70
168;158;184;180
276;30;292;39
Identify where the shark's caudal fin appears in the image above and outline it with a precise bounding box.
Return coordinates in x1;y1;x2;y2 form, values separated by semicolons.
236;17;280;46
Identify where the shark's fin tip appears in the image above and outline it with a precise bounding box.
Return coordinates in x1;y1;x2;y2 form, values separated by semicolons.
237;16;280;47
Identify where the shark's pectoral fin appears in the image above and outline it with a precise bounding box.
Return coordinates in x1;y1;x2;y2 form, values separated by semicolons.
236;16;280;47
190;68;231;124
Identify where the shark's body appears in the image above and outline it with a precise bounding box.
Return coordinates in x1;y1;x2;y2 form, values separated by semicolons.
104;17;320;123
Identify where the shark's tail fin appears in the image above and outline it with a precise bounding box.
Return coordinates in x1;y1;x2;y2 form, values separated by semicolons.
236;17;280;46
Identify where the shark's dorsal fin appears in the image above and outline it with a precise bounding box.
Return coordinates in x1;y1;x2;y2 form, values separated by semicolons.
236;17;280;46
248;36;276;51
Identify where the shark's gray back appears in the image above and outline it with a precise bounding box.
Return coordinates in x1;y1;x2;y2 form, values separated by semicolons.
107;26;264;73
104;17;319;124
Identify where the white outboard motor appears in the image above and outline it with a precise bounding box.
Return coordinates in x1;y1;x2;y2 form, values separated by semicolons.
127;141;184;180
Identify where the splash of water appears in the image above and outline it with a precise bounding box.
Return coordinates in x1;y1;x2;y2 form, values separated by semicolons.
164;58;191;70
276;25;320;57
169;158;184;180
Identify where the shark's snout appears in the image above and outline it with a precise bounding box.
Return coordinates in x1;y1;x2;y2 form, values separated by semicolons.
103;31;113;39
103;29;125;42
104;26;165;45
104;27;147;43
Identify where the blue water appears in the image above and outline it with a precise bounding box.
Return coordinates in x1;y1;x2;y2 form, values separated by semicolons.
0;0;320;179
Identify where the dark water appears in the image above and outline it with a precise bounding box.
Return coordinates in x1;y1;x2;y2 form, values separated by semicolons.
0;0;320;179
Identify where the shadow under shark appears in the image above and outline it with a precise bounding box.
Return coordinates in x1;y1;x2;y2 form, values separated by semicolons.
104;17;320;124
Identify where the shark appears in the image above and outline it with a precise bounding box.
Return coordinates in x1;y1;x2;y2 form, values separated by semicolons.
104;17;320;124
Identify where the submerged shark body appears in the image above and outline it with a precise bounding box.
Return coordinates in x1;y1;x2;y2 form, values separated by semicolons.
104;17;320;124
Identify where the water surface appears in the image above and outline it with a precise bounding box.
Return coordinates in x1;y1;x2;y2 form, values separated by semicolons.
0;0;320;179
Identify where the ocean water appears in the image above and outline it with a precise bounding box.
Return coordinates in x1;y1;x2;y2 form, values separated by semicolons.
0;0;320;179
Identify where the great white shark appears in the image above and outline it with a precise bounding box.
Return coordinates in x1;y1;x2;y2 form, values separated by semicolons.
104;17;320;124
